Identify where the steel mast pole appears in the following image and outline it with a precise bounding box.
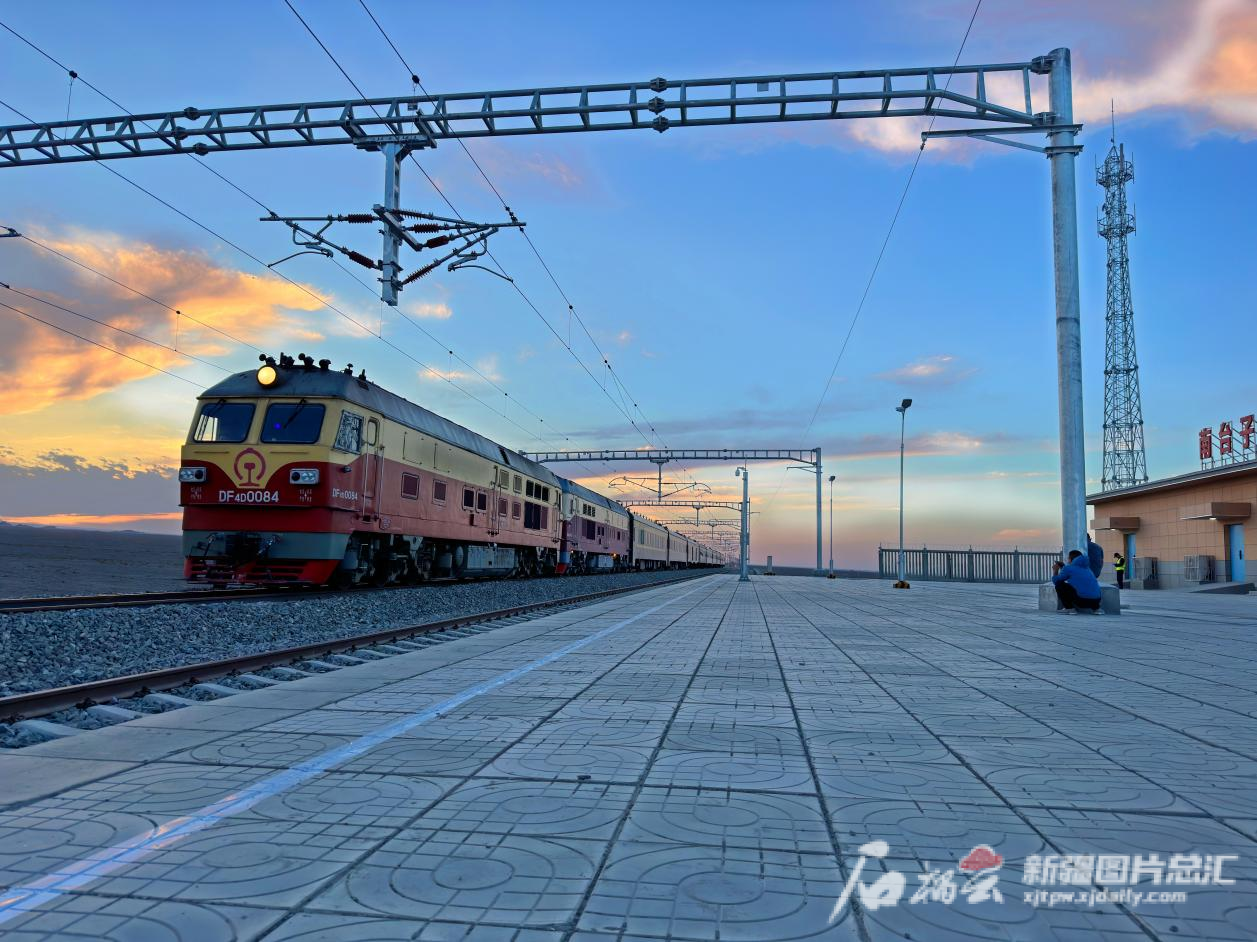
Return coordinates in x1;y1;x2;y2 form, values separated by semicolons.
898;409;906;582
380;142;405;307
737;467;749;582
814;447;823;575
1046;48;1087;557
828;473;837;578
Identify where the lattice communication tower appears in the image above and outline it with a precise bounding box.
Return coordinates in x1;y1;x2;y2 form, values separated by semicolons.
1097;132;1148;489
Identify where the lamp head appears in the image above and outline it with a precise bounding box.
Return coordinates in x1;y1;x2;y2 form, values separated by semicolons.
897;398;913;413
828;474;836;483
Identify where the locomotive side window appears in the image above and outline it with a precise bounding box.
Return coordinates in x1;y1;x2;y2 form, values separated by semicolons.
476;492;488;512
400;473;420;500
334;411;364;453
513;475;522;493
583;519;596;540
512;501;521;519
261;402;326;444
525;481;534;498
432;481;447;503
498;497;508;517
192;401;254;443
462;488;475;510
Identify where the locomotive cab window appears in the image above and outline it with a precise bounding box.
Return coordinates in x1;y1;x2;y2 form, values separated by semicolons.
192;401;254;443
261;402;325;444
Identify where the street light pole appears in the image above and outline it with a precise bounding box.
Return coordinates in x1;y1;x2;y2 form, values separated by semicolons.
828;474;837;579
736;466;749;582
894;399;912;589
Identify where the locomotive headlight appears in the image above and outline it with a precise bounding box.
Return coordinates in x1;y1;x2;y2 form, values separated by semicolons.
257;364;278;387
179;466;207;483
289;468;319;485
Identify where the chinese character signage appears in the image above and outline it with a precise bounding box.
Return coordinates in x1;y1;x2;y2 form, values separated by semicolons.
1199;414;1256;469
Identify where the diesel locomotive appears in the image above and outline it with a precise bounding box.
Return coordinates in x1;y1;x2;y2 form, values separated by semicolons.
179;354;725;586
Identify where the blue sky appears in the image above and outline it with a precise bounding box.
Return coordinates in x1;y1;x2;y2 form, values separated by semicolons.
1;0;1254;566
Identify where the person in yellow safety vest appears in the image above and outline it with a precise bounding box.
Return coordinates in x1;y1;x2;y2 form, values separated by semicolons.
1113;552;1126;589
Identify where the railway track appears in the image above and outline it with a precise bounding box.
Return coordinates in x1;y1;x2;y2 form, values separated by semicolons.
0;570;714;725
0;586;322;614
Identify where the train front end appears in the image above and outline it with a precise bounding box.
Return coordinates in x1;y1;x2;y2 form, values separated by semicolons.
180;357;361;586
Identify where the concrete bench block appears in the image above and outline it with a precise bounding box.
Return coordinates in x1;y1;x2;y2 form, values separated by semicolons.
1038;582;1120;615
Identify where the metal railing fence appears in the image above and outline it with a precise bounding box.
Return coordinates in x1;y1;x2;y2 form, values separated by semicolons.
878;545;1061;584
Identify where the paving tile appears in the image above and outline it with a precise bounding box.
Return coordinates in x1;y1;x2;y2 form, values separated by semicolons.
259;913;562;941
645;751;816;793
306;829;606;925
814;754;1004;802
674;701;799;729
482;741;654;784
803;730;959;764
0;895;284;941
663;722;807;756
620;786;832;854
164;729;354;769
1019;807;1257;861
419;779;635;839
553;699;676;723
978;765;1203;812
0;754;136;808
243;773;458;828
336;738;504;777
826;798;1049;865
576;841;860;940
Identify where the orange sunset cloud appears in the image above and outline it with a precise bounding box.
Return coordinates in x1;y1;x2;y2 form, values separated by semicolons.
2;228;337;416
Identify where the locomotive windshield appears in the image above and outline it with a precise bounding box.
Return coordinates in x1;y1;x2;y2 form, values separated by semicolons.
260;401;326;444
192;401;254;443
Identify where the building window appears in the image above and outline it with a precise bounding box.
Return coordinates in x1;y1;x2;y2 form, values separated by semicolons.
476;492;488;512
433;480;446;503
463;488;475;510
401;473;419;500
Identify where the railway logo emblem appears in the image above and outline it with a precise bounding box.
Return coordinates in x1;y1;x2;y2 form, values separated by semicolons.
233;448;267;488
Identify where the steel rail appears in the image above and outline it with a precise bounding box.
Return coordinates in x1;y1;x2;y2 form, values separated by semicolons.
0;587;282;614
0;570;716;721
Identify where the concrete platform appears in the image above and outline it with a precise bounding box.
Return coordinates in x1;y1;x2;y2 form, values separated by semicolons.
1;575;1255;941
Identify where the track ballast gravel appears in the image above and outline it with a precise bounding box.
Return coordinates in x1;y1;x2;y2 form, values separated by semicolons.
0;570;716;697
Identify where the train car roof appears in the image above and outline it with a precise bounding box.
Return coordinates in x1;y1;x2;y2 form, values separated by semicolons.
562;478;626;513
200;367;561;485
629;510;668;531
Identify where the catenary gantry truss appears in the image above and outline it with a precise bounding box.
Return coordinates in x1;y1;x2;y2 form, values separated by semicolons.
525;448;824;572
0;51;1089;556
0;64;1056;168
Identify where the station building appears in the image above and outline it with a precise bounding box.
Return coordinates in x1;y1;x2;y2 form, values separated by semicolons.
1088;414;1253;589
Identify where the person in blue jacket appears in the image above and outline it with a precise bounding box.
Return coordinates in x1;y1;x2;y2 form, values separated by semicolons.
1052;550;1102;613
1086;535;1104;579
